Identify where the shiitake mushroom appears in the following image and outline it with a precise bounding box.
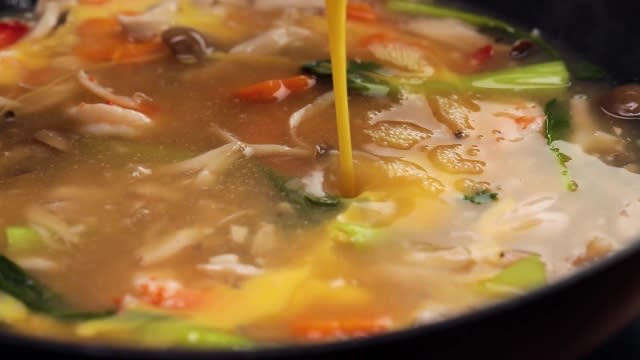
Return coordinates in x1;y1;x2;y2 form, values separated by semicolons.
600;84;640;119
161;26;214;64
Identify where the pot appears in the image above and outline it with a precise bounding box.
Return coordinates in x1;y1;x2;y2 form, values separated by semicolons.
2;0;640;359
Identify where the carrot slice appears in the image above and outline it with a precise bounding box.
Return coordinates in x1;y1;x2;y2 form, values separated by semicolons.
347;2;378;22
112;39;165;63
75;17;122;38
235;75;316;102
74;37;121;61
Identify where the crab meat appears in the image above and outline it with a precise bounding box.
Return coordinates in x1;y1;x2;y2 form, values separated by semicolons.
67;103;153;137
77;71;152;110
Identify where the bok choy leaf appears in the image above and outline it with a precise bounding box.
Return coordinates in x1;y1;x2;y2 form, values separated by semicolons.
76;311;254;349
544;99;578;192
0;255;115;319
304;59;570;96
254;162;345;226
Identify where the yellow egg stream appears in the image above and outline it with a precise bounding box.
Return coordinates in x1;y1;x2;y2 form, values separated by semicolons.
325;0;356;197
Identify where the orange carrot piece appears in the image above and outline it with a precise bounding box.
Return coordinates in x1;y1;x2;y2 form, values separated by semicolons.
75;17;122;38
282;75;317;92
74;37;122;61
235;75;316;102
347;2;378;22
291;317;392;340
112;39;165;63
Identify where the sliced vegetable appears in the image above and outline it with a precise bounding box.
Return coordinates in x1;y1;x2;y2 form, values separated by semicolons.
477;256;546;297
302;59;393;96
464;61;570;91
5;226;44;253
291;316;392;340
544;99;578;192
77;311;253;349
256;162;345;225
386;1;559;58
0;255;114;319
329;221;385;247
304;59;570;96
235;75;316;102
347;2;378;22
463;190;498;205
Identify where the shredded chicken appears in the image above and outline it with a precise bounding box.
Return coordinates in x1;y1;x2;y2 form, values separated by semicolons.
210;124;313;158
138;227;214;265
25;206;78;245
229;26;311;55
67;103;153;137
117;0;179;42
198;254;263;277
27;0;77;40
33;129;72;152
17;81;78;115
158;142;248;175
14;257;61;272
77;71;152;110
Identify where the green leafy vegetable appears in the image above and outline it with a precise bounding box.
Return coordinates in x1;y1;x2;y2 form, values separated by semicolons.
304;60;570;96
464;61;570;91
463;190;498;205
544;99;571;144
5;226;43;253
76;311;253;349
0;255;114;319
303;60;393;96
255;162;345;226
330;222;386;247
477;256;547;297
386;0;560;58
544;99;578;192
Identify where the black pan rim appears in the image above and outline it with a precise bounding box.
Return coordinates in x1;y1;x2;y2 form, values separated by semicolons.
1;234;639;359
1;0;639;357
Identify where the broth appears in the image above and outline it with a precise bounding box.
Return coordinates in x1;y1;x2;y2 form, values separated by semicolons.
0;0;639;349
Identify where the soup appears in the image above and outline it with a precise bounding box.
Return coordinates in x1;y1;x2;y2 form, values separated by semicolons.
1;0;639;349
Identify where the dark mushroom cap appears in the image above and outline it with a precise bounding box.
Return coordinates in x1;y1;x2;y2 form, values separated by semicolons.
600;84;640;119
161;26;215;65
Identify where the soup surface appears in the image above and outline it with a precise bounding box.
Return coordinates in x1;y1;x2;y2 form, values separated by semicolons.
0;0;639;349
